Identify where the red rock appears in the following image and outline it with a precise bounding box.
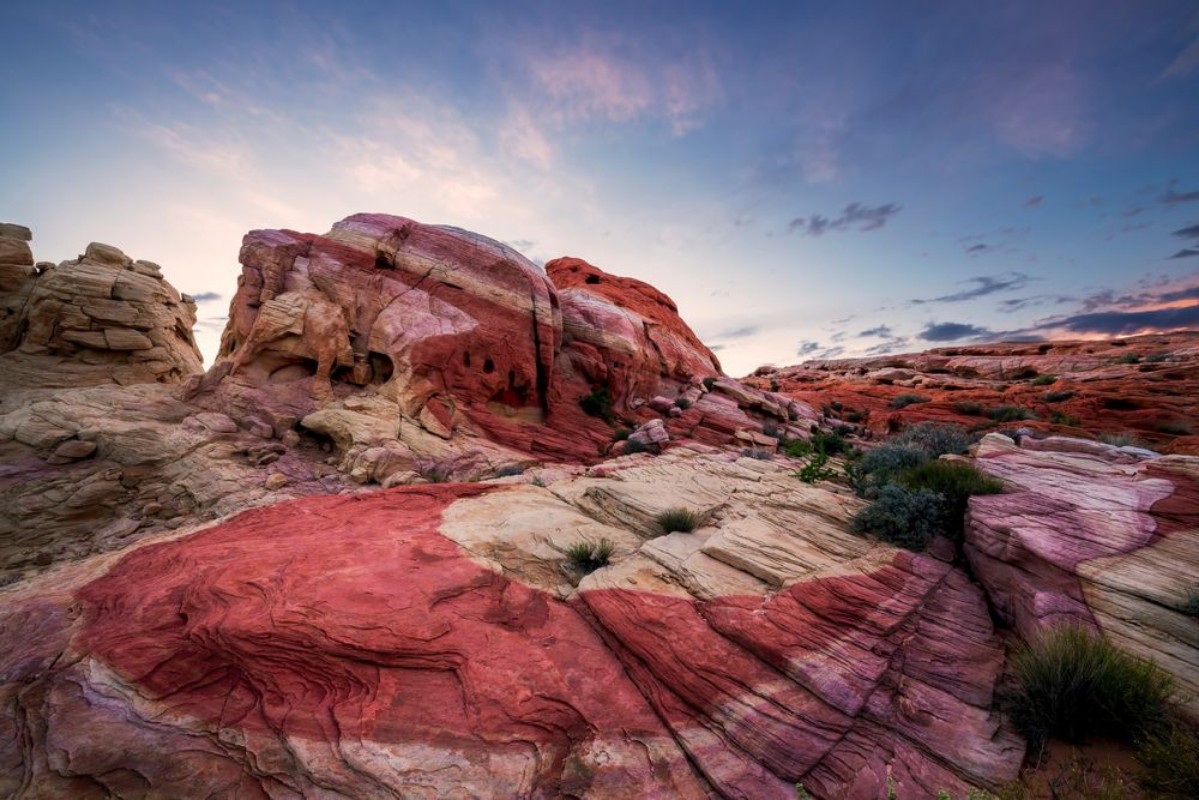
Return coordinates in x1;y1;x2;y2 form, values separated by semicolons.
759;332;1199;450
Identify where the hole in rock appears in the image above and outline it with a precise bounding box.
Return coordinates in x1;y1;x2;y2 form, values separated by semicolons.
584;275;600;285
463;351;471;368
483;358;495;374
368;351;394;384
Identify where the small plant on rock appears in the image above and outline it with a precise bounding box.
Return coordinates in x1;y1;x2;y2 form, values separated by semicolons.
622;438;649;455
656;507;699;534
890;393;930;409
1007;625;1174;753
892;421;971;457
579;385;614;422
1042;389;1075;403
781;438;812;458
846;443;928;498
565;538;615;573
675;397;692;410
987;405;1035;422
897;460;1003;540
795;446;837;484
1183;585;1199;617
740;447;772;460
493;464;526;478
1030;374;1057;386
953;400;984;416
811;428;850;456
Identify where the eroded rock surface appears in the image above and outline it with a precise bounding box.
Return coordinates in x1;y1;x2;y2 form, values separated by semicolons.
1;451;1024;799
967;433;1199;714
0;225;202;390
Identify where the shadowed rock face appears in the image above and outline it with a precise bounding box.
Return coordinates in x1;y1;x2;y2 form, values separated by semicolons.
0;225;202;390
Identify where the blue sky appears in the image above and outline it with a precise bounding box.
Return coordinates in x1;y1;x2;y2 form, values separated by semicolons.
3;1;1198;375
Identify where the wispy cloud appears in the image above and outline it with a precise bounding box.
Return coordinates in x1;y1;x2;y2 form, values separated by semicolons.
1163;35;1199;78
190;291;222;302
1173;223;1199;240
1169;249;1199;259
1023;195;1044;208
859;325;892;337
787;202;901;236
1162;182;1199;205
912;272;1032;305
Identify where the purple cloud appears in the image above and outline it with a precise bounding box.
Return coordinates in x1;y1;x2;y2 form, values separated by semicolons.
788;202;901;236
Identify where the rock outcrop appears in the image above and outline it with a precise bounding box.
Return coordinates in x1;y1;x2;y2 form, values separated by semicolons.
756;333;1199;455
0;225;203;391
966;432;1199;715
1;450;1024;798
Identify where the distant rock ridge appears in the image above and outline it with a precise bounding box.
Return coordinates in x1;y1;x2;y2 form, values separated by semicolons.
0;222;202;390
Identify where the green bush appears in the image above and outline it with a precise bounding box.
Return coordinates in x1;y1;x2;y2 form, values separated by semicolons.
611;427;631;441
1043;389;1075;403
740;447;772;460
850;484;945;551
493;464;526;478
1116;352;1141;364
1157;421;1191;436
847;443;928;498
987;405;1035;422
811;429;850;456
623;438;648;454
579;385;614;421
780;438;812;457
702;376;717;391
1007;625;1174;752
1099;432;1142;448
1183;585;1199;617
656;507;699;534
762;421;781;438
1030;374;1057;386
1137;719;1199;798
565;538;615;573
1145;352;1170;363
1049;411;1080;426
675;397;692;410
892;421;971;457
795;448;836;483
897;460;1003;540
953;401;984;416
890;393;930;409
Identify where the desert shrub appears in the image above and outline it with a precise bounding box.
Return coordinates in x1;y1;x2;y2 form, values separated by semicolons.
770;379;781;392
1145;352;1170;363
811;429;850;456
897;460;1003;540
1049;411;1080;426
740;447;772;460
1156;421;1191;435
1099;432;1143;448
953;401;984;416
845;410;865;423
531;476;545;487
579;385;613;421
1116;353;1141;364
1030;374;1057;386
493;464;526;478
656;507;699;534
795;448;836;484
703;376;717;390
1007;625;1174;752
623;438;648;454
565;538;615;573
987;405;1035;422
675;397;692;410
780;438;812;457
846;443;928;498
830;400;844;412
611;427;631;442
762;421;781;438
850;484;945;551
892;421;971;457
890;393;930;409
1137;719;1199;798
1043;389;1075;403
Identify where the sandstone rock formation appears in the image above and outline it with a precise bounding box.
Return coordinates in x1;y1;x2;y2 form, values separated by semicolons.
3;212;1197;798
756;333;1199;455
1;450;1024;798
0;225;203;390
966;432;1199;715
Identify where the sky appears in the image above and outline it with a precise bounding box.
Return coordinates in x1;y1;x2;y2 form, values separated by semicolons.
2;1;1198;376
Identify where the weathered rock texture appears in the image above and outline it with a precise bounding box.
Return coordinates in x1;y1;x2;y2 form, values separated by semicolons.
1;450;1024;798
0;225;202;390
203;214;753;465
755;333;1199;455
966;432;1199;715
